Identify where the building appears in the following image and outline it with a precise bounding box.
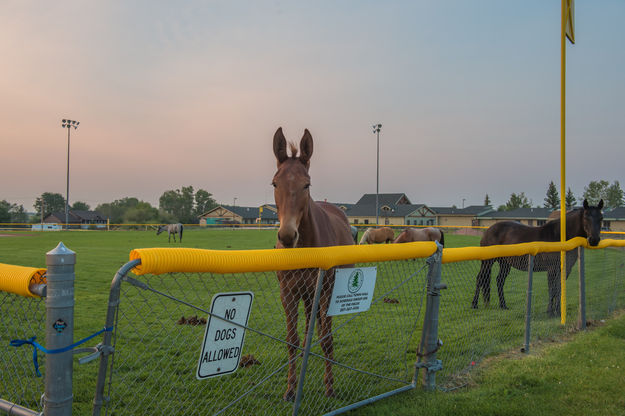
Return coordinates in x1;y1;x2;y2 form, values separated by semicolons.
343;193;437;226
198;204;278;226
476;207;554;228
43;210;108;229
603;207;625;232
430;205;494;228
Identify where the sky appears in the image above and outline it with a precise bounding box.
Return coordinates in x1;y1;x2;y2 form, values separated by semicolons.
1;1;624;213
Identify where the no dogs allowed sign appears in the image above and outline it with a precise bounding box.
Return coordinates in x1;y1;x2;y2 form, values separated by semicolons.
327;267;377;316
196;292;253;379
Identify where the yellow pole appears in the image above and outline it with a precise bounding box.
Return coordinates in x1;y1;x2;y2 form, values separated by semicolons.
559;0;568;325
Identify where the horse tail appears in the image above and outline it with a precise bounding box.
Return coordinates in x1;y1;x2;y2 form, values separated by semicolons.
359;229;369;245
438;229;445;247
179;224;183;242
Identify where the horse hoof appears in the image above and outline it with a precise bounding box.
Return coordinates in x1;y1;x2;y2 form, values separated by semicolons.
500;305;509;310
471;303;478;309
283;390;296;402
325;388;335;398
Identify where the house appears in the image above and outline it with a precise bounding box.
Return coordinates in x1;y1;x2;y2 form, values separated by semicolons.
198;204;278;226
431;205;494;228
603;207;625;232
476;207;554;228
343;193;437;226
43;210;108;229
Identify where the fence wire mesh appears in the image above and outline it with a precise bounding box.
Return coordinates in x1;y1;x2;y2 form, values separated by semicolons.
0;292;46;412
435;246;625;391
99;258;429;415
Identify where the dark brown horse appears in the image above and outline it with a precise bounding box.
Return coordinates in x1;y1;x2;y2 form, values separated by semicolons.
359;226;395;244
393;227;444;246
272;127;354;401
472;199;603;316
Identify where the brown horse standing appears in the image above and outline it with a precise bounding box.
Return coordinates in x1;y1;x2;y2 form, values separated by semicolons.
359;227;395;244
393;227;444;246
272;127;354;401
472;199;603;316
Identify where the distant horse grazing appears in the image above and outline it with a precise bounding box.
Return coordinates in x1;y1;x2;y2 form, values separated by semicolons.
156;223;183;243
393;227;444;246
472;199;603;316
359;227;395;244
272;127;354;401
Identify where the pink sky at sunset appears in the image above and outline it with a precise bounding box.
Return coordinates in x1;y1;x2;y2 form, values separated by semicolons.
1;1;624;212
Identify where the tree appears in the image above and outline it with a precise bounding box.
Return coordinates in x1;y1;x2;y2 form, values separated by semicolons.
0;200;27;224
159;186;214;224
582;180;624;209
194;189;217;217
71;201;90;211
96;197;140;223
484;194;491;206
499;192;531;211
544;181;560;209
123;202;160;224
34;192;66;217
565;187;577;209
605;181;624;209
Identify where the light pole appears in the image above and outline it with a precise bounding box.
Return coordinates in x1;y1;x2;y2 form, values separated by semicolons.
61;119;79;230
372;123;382;226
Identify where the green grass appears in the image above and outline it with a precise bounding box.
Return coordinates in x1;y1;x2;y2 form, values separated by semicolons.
1;230;624;415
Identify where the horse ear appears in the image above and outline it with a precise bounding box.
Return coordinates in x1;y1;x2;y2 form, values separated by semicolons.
299;129;313;167
273;127;288;165
583;199;589;209
598;199;604;209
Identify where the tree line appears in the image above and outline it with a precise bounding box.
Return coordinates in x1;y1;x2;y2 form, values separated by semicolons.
485;180;624;212
0;186;218;224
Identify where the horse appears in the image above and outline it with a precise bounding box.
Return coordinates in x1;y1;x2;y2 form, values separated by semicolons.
350;225;358;244
472;199;603;316
272;127;354;401
156;223;183;243
393;227;445;246
359;227;395;244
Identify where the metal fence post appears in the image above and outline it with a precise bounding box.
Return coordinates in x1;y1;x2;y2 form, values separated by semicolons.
577;246;586;330
415;242;444;391
44;242;75;416
522;254;534;353
292;269;325;416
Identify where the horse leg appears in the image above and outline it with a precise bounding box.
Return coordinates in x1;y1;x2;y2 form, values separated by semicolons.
496;260;511;310
547;267;560;317
473;259;493;309
279;283;300;402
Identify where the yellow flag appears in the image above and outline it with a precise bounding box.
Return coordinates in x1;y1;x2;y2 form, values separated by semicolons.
565;0;575;44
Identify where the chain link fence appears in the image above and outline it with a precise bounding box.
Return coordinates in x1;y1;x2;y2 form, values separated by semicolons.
93;256;432;416
0;292;46;413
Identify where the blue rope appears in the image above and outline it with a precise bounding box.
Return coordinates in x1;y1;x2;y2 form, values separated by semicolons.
10;326;113;377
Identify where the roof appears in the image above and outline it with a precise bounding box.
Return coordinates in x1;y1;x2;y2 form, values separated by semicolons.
480;207;554;219
355;193;411;206
430;205;494;216
605;207;625;220
344;203;429;218
44;210;107;223
201;205;278;221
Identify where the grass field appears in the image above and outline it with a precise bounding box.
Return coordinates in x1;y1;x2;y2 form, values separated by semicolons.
1;229;624;415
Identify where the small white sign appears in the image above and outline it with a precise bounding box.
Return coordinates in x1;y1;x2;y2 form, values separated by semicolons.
196;292;253;379
327;267;377;316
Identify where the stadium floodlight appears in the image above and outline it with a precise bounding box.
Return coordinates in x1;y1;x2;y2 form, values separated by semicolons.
372;123;382;226
61;118;80;230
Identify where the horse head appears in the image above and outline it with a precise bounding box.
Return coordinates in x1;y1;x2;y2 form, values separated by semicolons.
272;127;313;248
156;225;165;235
582;199;603;246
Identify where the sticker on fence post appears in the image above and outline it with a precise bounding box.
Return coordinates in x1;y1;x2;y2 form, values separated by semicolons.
327;267;377;316
196;292;253;379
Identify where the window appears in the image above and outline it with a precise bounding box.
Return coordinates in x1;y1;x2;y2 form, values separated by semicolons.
385;218;389;225
537;220;546;226
364;219;369;224
354;219;359;224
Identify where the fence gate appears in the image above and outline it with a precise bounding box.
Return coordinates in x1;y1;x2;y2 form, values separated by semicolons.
93;254;438;415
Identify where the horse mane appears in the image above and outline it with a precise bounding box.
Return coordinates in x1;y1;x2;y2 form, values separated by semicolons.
288;142;298;158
